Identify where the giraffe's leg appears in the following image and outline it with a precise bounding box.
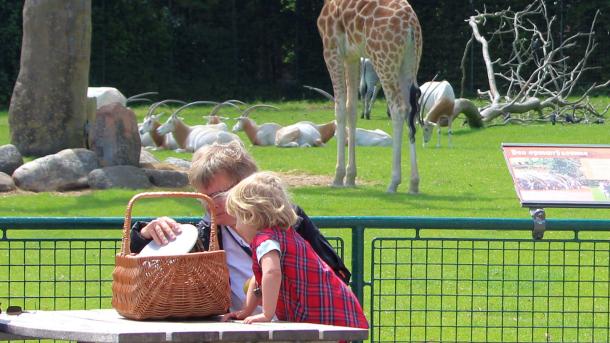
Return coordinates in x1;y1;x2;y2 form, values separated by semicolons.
387;101;404;193
345;59;360;186
324;51;347;187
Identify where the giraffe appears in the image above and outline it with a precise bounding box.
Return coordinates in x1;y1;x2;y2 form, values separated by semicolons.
317;0;423;193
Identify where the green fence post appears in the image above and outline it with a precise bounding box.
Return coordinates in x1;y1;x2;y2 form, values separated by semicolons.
352;225;365;303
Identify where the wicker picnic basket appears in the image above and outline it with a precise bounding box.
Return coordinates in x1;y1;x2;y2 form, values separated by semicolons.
112;192;231;320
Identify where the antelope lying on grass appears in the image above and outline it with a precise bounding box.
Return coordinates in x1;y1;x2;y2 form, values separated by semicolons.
139;99;186;150
156;101;242;152
304;85;394;147
231;105;281;146
420;81;483;147
87;87;156;109
275;121;336;148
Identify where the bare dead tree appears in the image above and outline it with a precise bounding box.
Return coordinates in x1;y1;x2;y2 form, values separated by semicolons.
462;0;610;125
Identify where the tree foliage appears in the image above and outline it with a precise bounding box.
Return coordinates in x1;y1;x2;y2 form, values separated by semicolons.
0;0;607;106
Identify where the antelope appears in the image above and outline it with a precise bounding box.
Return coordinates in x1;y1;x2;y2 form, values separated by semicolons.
156;101;242;152
87;87;157;109
303;85;394;147
359;58;387;120
139;99;187;150
231;105;282;146
420;81;483;147
275;121;336;148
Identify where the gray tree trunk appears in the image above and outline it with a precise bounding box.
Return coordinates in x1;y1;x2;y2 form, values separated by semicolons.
8;0;92;156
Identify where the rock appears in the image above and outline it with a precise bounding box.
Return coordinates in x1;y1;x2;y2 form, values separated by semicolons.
0;172;16;192
8;0;91;156
90;103;141;167
88;165;152;189
0;144;24;175
164;157;191;171
12;148;98;192
144;169;189;188
139;149;159;165
140;162;185;171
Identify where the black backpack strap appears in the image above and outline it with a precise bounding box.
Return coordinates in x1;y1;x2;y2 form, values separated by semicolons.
293;206;352;284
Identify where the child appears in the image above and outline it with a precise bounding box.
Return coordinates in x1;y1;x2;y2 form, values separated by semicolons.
223;171;368;329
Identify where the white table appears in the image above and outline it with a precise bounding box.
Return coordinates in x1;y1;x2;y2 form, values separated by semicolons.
0;309;368;342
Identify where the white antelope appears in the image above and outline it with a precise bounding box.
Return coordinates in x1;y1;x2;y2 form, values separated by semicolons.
420;81;483;147
87;87;156;109
304;85;394;147
352;128;392;147
231;105;282;146
275;121;336;148
156;101;242;152
139;99;186;150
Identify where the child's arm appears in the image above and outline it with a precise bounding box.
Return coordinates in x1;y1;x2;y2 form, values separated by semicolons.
243;250;281;324
221;277;258;321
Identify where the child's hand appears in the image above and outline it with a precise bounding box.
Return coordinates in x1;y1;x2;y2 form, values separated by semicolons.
243;313;273;324
221;310;248;321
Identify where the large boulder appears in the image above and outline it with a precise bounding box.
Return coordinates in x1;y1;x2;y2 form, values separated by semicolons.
90;103;141;167
12;149;98;192
0;172;16;192
8;0;91;156
0;144;23;175
164;157;191;171
144;169;189;188
88;165;152;190
139;149;159;165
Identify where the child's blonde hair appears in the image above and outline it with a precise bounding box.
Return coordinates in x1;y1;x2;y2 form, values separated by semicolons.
225;171;298;230
189;141;258;190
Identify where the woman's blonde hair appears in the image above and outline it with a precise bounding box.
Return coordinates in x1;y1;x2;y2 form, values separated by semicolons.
225;171;298;230
189;141;258;190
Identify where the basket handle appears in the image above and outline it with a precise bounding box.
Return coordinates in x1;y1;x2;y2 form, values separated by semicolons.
120;192;219;255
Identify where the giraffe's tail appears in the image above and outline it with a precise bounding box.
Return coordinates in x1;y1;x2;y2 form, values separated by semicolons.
407;84;421;144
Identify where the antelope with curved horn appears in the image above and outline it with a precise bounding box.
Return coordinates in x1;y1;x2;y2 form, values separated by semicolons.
231;105;282;146
420;81;483;148
157;101;242;152
201;100;243;131
139;99;186;150
274;120;336;148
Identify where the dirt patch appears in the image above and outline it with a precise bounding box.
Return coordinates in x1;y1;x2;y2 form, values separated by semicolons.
277;170;378;187
0;171;375;197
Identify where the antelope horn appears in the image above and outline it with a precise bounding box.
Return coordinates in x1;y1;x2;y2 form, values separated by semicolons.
240;104;280;118
225;99;247;106
146;99;187;118
303;85;334;102
172;101;220;117
126;92;158;102
127;98;154;104
208;101;241;117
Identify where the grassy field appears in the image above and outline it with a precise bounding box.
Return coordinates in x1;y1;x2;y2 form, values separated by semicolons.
2;99;610;342
1;99;609;219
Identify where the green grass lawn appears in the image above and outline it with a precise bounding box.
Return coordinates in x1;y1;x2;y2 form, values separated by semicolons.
2;99;610;342
1;99;609;219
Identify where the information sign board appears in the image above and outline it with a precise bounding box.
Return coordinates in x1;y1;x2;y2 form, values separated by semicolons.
502;143;610;208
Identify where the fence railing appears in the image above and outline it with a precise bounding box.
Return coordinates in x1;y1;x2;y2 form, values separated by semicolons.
2;216;610;342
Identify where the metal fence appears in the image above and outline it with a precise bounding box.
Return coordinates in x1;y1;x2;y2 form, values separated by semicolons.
2;216;610;342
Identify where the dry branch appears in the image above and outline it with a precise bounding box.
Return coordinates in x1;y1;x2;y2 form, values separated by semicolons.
463;0;609;124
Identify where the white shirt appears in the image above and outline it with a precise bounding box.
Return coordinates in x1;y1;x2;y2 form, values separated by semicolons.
221;226;262;313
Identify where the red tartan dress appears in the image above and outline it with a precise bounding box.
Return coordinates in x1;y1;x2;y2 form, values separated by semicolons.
251;227;368;329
